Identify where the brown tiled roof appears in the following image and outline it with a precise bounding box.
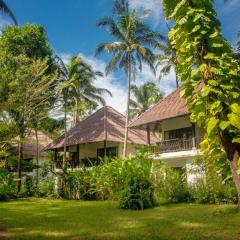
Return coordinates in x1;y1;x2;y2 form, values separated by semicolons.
129;87;189;128
47;106;158;150
11;130;52;157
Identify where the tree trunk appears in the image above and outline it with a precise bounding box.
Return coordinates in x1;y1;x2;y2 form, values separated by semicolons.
123;54;131;158
221;130;240;211
75;99;79;126
229;153;240;211
175;71;179;89
63;103;67;168
17;136;24;194
35;128;39;185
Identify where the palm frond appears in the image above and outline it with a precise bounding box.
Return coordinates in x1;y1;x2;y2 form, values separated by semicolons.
0;0;17;24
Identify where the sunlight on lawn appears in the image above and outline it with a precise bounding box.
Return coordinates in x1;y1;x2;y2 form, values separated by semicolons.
0;199;239;240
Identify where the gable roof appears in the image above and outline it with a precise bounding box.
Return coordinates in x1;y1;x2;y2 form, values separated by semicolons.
10;130;52;157
47;106;158;150
129;87;189;128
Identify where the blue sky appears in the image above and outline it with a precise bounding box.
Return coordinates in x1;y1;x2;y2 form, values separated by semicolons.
2;0;240;112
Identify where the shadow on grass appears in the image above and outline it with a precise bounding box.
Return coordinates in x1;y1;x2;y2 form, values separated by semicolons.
0;199;239;240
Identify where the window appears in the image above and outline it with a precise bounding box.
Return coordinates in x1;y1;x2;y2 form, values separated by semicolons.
97;147;117;158
164;127;193;140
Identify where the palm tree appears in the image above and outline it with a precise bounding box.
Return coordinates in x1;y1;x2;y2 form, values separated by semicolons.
155;39;179;88
129;82;164;120
95;0;163;157
67;56;111;126
55;55;111;165
0;0;17;24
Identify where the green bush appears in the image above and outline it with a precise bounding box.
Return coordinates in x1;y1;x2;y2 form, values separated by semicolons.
191;179;237;204
190;156;237;204
156;167;191;203
119;177;155;210
57;148;156;209
0;168;16;201
35;177;55;198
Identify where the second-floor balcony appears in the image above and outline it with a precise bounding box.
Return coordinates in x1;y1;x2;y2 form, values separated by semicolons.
150;137;201;154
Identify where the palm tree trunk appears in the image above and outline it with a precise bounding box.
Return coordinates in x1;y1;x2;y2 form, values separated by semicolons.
75;98;79;126
35;128;39;185
175;71;179;88
17;135;24;194
63;102;67;168
123;54;131;158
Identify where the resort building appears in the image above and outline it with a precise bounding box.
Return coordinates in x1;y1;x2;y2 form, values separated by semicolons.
47;106;158;168
129;87;204;183
2;130;52;180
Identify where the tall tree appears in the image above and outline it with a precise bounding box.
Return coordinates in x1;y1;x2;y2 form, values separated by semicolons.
129;82;164;119
0;24;55;193
6;57;55;193
163;0;240;211
55;55;111;165
95;0;163;157
0;0;17;24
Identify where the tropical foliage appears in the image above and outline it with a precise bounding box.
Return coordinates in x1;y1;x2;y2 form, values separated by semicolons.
129;82;164;119
0;24;56;192
155;38;179;88
162;0;240;210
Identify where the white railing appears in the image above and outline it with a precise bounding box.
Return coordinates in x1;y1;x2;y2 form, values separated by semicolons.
150;138;200;154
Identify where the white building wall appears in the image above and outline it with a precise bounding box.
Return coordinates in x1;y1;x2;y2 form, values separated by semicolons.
161;115;192;132
67;141;139;159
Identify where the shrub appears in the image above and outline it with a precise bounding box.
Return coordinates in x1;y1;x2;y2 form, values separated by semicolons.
191;179;237;204
117;149;156;209
57;148;156;209
35;177;55;198
119;177;155;210
0;168;16;201
190;156;237;204
156;166;191;203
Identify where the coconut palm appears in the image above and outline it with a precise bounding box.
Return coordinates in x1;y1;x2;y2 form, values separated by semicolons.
67;56;112;126
95;0;163;157
0;0;17;24
55;55;111;164
155;39;179;88
129;82;164;120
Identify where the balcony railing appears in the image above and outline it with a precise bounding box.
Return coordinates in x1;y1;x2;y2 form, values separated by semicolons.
150;137;200;154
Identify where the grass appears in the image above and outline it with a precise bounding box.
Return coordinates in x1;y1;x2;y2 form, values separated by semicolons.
0;199;239;240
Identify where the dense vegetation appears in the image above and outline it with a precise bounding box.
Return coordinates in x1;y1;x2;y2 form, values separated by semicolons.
0;0;239;218
162;0;240;210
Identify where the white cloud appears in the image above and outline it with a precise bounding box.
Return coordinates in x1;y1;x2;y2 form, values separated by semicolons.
129;0;163;26
134;63;177;96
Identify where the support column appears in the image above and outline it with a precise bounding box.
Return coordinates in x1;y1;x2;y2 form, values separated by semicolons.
147;125;151;145
103;140;107;159
192;123;196;149
76;144;80;167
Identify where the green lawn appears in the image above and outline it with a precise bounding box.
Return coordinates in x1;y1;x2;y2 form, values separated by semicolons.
0;199;239;240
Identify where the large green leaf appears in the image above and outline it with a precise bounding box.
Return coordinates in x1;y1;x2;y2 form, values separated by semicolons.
207;117;219;135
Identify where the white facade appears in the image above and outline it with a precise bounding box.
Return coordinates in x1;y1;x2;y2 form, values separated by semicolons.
67;141;139;160
150;115;204;184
